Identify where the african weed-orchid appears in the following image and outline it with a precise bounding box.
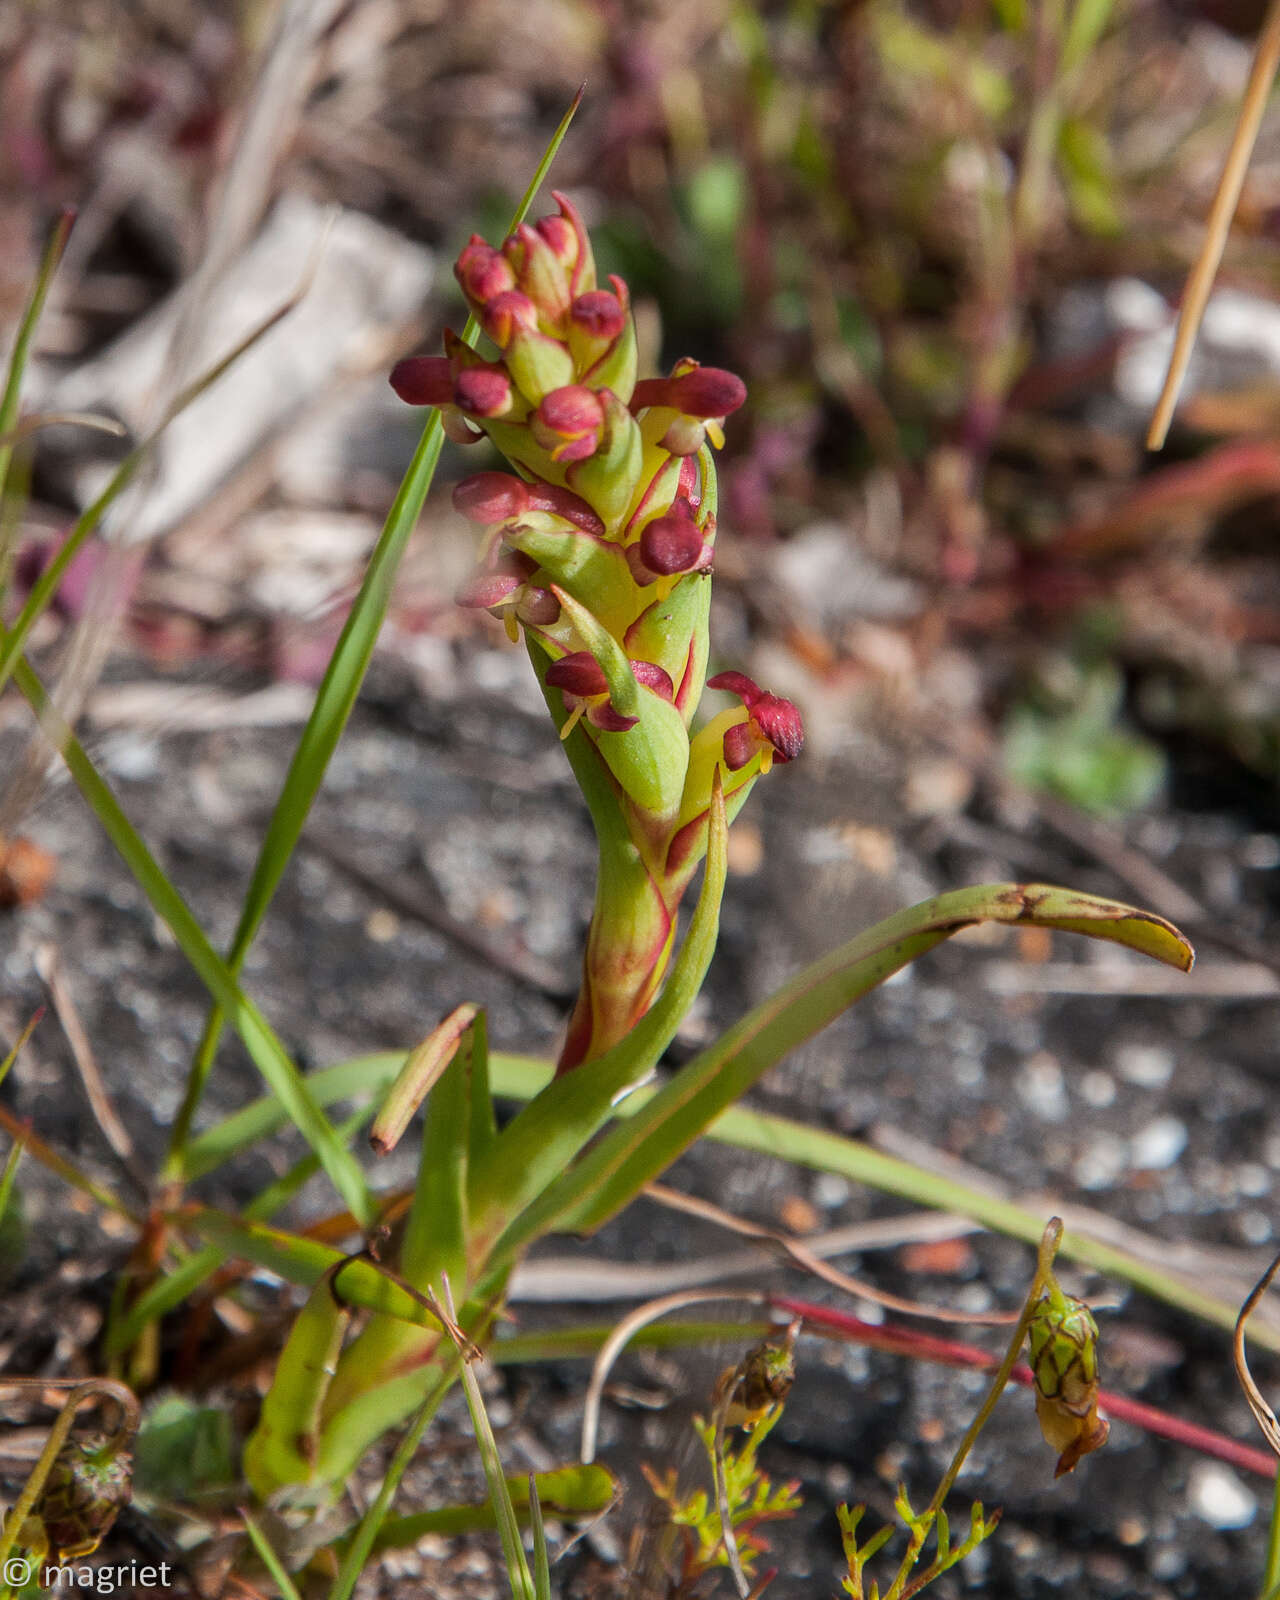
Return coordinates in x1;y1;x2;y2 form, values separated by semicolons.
395;191;803;1071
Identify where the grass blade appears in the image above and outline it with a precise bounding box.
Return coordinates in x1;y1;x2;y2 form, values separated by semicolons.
348;1465;616;1554
326;1360;463;1600
9;649;375;1227
240;1510;305;1600
0;210;74;514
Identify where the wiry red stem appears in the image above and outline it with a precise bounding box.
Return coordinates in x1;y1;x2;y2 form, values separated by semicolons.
770;1294;1278;1481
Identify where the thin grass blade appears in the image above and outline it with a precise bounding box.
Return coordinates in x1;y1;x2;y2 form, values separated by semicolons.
9;649;374;1226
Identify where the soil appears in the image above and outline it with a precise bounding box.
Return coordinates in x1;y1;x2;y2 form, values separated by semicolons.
4;644;1280;1598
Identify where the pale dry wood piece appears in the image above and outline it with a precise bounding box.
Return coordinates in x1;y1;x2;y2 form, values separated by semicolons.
39;194;432;541
33;942;144;1191
7;0;367;852
643;1181;1013;1325
1148;0;1280;449
85;681;315;732
509;1210;981;1303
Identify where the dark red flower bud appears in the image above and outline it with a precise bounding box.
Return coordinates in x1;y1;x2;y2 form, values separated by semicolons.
549;191;592;292
631;659;675;701
454;366;513;417
570;290;626;342
630;363;747;419
526;484;607;535
455;237;517;306
536;212;579;267
638;506;707;576
546;651;608;697
706;670;756;701
457;569;524;609
482;290;539;348
453;472;532;523
518;586;561;626
531;384;605;463
389;356;455;407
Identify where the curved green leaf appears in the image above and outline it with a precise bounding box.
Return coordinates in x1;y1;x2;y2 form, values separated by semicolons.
551;883;1191;1235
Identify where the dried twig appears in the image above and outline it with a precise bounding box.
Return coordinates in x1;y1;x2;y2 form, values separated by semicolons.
1147;0;1280;449
1234;1249;1280;1458
644;1182;1014;1325
33;943;141;1187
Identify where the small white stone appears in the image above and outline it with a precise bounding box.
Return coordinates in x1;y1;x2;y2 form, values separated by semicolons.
1079;1069;1116;1108
1114;1042;1174;1089
1018;1051;1068;1122
1188;1463;1256;1529
1130;1116;1187;1171
813;1174;851;1209
1075;1134;1128;1192
1104;277;1170;332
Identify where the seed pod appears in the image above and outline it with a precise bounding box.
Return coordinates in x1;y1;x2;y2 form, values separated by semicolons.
1028;1287;1109;1477
714;1320;801;1430
34;1431;133;1559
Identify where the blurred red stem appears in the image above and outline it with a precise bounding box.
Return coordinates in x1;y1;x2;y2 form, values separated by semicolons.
770;1293;1278;1481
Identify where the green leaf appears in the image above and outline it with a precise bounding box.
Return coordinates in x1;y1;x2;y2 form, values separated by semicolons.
446;1285;535;1600
553;883;1190;1235
324;1361;461;1600
243;1262;352;1500
135;1396;234;1503
0;211;73;516
241;1510;305;1600
187;1212;442;1332
549;584;640;718
347;1465;616;1554
106;1108;370;1359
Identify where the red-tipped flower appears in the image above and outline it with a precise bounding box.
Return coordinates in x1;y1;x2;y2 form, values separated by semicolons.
458;551;560;640
570;289;626;343
453;366;513;418
546;651;675;735
531;385;606;463
389;357;454;407
481;290;540;349
630;362;747;420
708;670;804;771
452;472;606;536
